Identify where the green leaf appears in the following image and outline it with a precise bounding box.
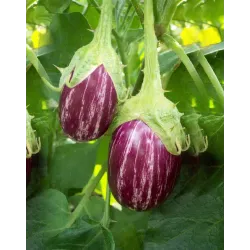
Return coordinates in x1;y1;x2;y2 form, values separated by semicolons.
49;141;99;192
143;165;224;249
67;0;88;14
39;0;72;13
125;29;144;43
163;48;224;116
202;42;224;55
159;42;224;75
69;195;149;250
26;5;53;26
111;207;150;250
26;189;70;248
115;0;130;33
33;44;56;57
26;66;59;112
174;0;224;26
84;4;100;29
68;195;105;222
101;226;115;250
46;216;112;249
27;0;38;10
49;12;93;64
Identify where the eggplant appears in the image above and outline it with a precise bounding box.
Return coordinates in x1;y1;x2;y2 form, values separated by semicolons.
108;120;181;211
58;0;126;141
59;64;117;141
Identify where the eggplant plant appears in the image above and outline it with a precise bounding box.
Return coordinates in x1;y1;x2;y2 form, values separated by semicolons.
26;0;224;248
108;0;190;211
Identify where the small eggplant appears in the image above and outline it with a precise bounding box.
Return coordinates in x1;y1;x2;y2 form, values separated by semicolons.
108;120;181;211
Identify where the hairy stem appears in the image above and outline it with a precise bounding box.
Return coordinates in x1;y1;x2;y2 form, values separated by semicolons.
162;34;208;98
140;0;162;94
65;165;107;228
92;0;113;46
197;51;224;106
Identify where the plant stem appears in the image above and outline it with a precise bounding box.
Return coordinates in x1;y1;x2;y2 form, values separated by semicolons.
88;0;129;87
92;0;113;46
130;0;144;26
197;51;224;106
101;180;111;228
140;0;162;95
162;34;208;98
26;44;61;92
160;0;184;32
65;165;107;228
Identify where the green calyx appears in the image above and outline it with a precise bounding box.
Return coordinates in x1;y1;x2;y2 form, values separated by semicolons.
26;109;41;158
111;0;189;155
58;0;127;102
181;113;208;156
112;90;190;155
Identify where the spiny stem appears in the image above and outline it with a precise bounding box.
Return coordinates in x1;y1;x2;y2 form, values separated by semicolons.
92;0;113;46
162;34;208;98
26;44;61;92
88;0;129;87
65;165;107;228
101;180;111;228
130;0;144;26
140;0;162;94
197;51;224;107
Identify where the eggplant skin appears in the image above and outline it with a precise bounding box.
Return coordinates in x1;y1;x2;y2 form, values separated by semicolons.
108;120;181;211
59;64;117;141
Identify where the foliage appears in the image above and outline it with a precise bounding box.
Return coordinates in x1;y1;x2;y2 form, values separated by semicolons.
26;0;224;249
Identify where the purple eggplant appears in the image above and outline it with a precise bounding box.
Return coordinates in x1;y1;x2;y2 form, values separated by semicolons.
108;120;181;211
26;157;32;184
59;64;118;141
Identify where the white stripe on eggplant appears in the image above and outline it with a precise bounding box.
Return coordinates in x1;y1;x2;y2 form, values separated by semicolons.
155;145;163;204
109;126;124;172
117;121;140;201
61;88;75;124
143;132;155;210
74;75;92;139
78;67;106;138
92;72;109;137
137;128;151;207
131;137;142;209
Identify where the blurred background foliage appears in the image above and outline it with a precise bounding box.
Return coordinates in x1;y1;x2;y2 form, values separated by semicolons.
26;0;224;249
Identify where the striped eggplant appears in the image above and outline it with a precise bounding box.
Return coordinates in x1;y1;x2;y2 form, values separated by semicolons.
58;0;126;141
108;120;181;211
59;65;118;141
108;0;190;210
